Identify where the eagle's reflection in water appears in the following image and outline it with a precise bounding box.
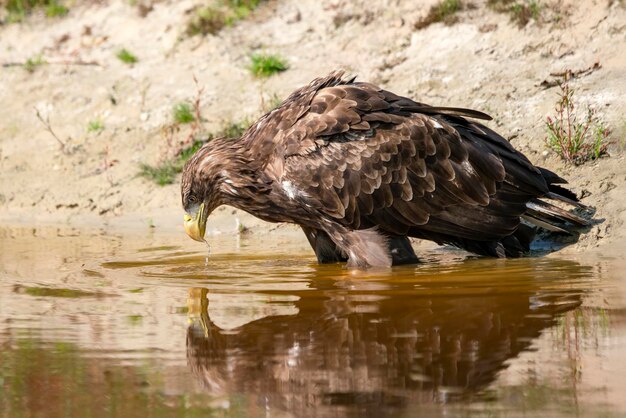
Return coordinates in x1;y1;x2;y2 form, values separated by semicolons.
186;260;589;415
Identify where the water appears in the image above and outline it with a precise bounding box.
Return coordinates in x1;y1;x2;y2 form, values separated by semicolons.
1;225;625;417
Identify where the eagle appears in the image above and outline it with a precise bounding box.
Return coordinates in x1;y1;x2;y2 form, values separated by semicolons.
181;71;588;267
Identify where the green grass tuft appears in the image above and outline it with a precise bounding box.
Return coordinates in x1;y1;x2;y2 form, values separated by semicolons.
529;1;541;19
592;124;610;161
139;140;205;186
249;53;288;78
116;48;138;64
186;5;225;36
415;0;462;29
138;162;180;186
3;0;68;22
487;0;541;27
23;54;46;73
44;1;67;17
87;119;104;133
172;102;195;124
436;0;461;19
186;0;263;36
178;140;205;162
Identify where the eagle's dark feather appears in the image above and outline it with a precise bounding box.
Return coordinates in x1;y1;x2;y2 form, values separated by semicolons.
181;71;589;267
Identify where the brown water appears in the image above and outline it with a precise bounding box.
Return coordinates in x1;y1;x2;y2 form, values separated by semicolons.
1;226;626;418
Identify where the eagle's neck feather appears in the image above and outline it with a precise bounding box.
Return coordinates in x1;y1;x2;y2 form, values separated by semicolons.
209;140;265;205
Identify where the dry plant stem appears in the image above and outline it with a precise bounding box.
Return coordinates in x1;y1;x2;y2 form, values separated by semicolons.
259;82;272;113
563;84;592;162
259;79;269;112
158;76;204;164
539;62;601;89
556;94;566;160
186;74;205;147
34;107;67;151
550;61;601;79
259;82;267;112
160;124;179;163
102;145;116;187
140;82;151;111
562;84;571;160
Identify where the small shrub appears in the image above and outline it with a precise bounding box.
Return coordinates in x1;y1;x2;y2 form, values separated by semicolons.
87;119;104;133
415;0;462;29
116;48;138;64
249;53;288;78
172;102;195;124
545;83;610;165
23;54;46;72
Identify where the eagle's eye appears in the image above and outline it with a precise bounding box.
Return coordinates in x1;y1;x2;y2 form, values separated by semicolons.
188;194;198;204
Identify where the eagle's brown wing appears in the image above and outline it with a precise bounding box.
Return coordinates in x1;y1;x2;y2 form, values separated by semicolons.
266;75;549;249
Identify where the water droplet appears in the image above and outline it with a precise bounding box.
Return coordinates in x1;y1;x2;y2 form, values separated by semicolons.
203;239;211;267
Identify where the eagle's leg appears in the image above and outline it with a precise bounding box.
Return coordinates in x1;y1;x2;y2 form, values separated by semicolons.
303;227;418;267
301;226;348;263
386;235;419;265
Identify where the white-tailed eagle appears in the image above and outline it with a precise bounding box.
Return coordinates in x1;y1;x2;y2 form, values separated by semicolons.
181;71;588;267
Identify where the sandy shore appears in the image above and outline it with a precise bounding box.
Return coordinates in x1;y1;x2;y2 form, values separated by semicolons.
1;0;624;255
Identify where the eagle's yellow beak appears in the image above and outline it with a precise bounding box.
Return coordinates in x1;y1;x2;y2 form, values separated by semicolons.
183;203;207;242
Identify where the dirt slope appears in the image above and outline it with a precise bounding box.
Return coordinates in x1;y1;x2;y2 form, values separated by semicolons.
0;0;624;253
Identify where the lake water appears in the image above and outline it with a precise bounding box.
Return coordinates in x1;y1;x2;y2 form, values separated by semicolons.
1;225;625;417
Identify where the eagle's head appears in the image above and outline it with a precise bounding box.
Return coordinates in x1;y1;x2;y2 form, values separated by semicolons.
180;141;228;242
